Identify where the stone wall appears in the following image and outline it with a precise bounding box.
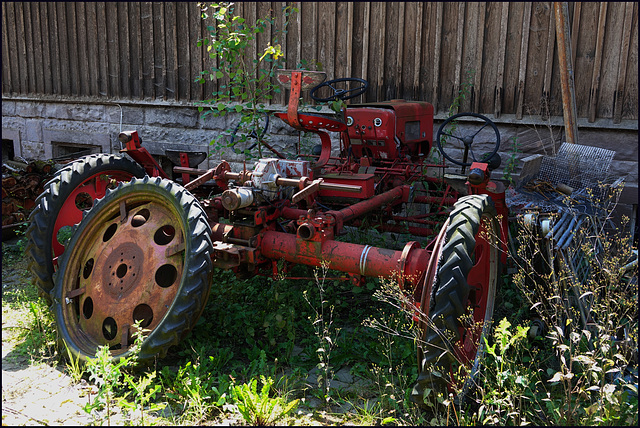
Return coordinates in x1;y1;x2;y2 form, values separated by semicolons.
1;98;330;173
3;98;637;226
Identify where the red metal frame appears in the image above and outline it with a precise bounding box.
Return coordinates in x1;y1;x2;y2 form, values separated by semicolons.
107;69;509;348
42;66;516;402
155;70;509;291
51;170;139;267
118;131;168;179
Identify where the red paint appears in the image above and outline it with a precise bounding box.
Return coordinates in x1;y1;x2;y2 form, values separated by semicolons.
119;131;168;178
260;230;430;289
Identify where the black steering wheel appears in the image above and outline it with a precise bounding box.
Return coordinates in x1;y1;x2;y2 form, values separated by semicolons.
435;112;500;167
229;112;270;151
310;77;369;102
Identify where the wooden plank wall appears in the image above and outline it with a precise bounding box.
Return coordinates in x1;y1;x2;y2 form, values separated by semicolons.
2;1;637;124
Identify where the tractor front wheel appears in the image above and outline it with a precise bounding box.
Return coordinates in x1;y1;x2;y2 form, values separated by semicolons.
51;176;214;363
412;194;500;406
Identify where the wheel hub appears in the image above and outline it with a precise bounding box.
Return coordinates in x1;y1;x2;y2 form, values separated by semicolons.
101;242;144;298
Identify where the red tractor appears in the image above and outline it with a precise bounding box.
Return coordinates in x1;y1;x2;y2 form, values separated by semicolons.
25;69;510;402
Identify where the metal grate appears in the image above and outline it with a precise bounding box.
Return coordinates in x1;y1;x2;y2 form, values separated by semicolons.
537;143;616;192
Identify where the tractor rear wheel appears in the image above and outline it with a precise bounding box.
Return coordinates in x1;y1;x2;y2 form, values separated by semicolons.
51;176;214;363
411;194;499;406
25;154;146;302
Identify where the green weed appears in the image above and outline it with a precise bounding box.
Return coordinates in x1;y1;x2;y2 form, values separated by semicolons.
473;182;639;426
1;283;56;362
302;261;341;406
232;375;299;425
501;136;520;185
83;344;127;424
83;321;167;426
161;351;230;424
119;371;166;426
63;342;84;384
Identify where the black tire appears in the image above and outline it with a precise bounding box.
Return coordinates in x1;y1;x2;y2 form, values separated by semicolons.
24;154;146;302
412;194;499;405
50;176;214;363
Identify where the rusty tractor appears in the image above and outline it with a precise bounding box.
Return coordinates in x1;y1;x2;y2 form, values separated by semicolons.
25;69;510;402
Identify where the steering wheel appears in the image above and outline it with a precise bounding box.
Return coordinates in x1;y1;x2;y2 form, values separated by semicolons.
310;77;369;102
229;112;270;151
435;112;500;167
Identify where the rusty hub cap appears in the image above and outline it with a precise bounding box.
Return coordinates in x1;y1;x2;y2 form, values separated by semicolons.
60;195;186;354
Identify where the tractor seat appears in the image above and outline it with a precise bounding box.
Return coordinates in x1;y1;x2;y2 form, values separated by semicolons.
165;150;208;168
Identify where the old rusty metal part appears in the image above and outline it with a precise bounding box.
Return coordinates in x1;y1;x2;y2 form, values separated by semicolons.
119;130;169;178
184;168;216;192
260;230;430;289
59;193;186;353
287;71;303;128
415;217;450;366
276;69;327;90
327;185;407;233
457;217;499;365
51;170;137;259
179;152;190;185
292;178;323;204
259;228;430;290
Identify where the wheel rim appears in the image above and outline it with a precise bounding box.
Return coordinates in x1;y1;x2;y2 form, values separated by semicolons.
51;170;137;261
59;190;187;355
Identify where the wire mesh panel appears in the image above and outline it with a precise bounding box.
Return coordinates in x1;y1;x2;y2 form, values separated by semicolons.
537;143;616;192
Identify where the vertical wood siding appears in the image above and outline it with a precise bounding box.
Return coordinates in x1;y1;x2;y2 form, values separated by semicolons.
2;1;637;124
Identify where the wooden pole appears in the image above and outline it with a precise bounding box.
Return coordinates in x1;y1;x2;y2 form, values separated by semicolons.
553;2;579;144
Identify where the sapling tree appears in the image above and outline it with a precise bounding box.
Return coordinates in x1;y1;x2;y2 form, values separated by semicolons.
196;2;298;159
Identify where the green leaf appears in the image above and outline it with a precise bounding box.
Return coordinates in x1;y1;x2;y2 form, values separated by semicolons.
216;71;224;79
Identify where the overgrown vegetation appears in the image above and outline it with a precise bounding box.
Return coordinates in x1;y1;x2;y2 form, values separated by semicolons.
3;176;638;426
2;236;56;365
364;184;637;426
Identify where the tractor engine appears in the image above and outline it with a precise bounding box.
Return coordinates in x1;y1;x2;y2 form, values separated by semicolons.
345;100;434;162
